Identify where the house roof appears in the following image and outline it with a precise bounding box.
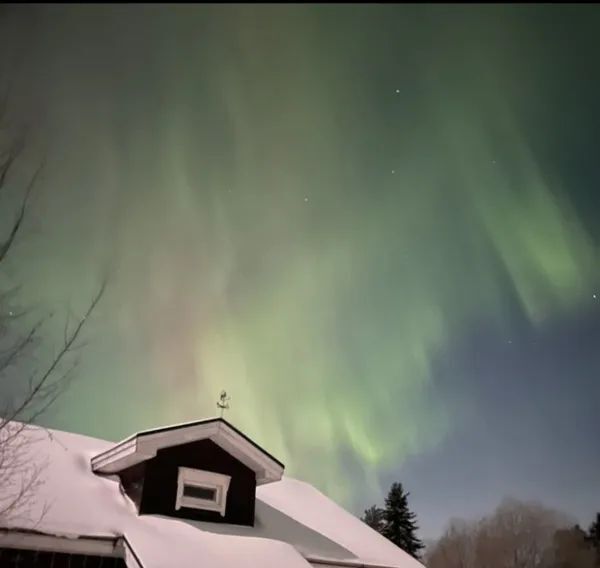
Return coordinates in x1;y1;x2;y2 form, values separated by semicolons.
0;422;424;568
91;417;284;485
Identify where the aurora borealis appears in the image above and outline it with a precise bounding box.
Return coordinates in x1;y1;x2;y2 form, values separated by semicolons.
1;5;599;537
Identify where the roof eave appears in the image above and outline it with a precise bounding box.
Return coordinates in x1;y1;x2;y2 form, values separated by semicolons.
90;418;284;484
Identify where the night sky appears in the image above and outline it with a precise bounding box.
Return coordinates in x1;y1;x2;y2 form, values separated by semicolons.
1;5;599;539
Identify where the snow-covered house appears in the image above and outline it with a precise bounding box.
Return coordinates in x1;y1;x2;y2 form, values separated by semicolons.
0;417;424;568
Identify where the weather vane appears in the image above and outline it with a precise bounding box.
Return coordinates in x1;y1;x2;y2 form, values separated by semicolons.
217;390;230;418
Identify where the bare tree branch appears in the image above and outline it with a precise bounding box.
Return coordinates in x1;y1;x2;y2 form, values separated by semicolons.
0;158;43;263
426;499;573;568
0;147;18;190
0;320;40;376
0;97;108;526
0;277;107;431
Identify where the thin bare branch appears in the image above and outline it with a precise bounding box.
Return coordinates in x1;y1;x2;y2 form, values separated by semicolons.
62;307;71;347
0;159;44;264
0;321;40;377
0;277;107;431
22;361;79;426
0;82;111;526
0;147;17;190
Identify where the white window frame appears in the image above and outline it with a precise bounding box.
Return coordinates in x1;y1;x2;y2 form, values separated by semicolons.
175;467;231;516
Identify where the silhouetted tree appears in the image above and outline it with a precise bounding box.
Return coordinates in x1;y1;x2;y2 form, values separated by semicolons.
427;498;573;568
381;482;424;559
362;505;385;533
0;84;106;523
424;519;476;568
587;513;600;565
552;525;596;568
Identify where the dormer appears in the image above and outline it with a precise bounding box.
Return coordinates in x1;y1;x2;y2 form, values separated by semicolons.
91;418;284;527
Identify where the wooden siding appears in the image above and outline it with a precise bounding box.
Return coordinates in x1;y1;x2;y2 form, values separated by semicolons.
119;461;146;509
137;438;257;526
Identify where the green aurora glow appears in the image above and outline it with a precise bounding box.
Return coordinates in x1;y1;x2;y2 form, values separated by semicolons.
1;5;598;510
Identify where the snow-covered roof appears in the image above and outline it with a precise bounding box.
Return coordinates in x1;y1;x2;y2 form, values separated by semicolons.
0;423;424;568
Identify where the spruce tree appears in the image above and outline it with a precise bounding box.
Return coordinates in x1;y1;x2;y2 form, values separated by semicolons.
381;482;424;559
588;513;600;565
589;513;600;545
362;505;385;534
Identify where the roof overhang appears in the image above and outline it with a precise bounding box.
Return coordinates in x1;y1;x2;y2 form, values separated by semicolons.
91;418;284;485
0;530;123;558
307;556;405;568
0;530;145;568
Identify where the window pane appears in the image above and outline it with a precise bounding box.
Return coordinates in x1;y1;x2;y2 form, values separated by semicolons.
183;485;217;501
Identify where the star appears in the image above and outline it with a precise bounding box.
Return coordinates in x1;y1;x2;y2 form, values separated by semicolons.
395;89;400;94
304;197;309;203
391;170;395;174
593;293;597;299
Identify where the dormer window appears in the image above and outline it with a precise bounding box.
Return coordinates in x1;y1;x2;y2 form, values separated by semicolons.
176;467;231;516
91;418;285;526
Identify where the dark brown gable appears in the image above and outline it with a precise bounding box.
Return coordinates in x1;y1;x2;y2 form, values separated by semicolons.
136;438;257;526
119;462;146;510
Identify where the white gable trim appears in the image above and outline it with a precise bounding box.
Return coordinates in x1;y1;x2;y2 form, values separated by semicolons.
91;419;283;485
307;556;403;568
90;437;152;473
